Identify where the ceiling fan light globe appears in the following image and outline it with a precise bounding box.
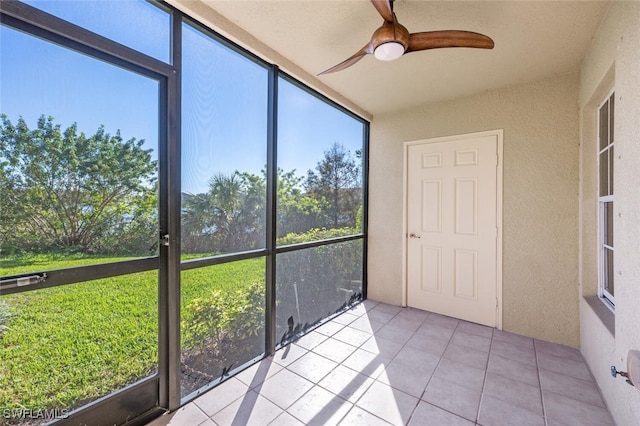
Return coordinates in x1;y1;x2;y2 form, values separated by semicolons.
374;42;405;61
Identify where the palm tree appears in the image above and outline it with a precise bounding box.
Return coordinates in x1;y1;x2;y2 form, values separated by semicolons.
181;172;265;254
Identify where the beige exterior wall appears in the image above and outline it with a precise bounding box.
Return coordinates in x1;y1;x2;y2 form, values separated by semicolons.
578;2;640;425
369;73;581;346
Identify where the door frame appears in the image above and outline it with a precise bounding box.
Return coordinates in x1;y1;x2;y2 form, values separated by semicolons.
0;2;177;421
402;129;504;330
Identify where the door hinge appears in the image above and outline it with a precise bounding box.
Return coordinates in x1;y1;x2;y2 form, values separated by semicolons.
496;298;499;308
161;234;170;247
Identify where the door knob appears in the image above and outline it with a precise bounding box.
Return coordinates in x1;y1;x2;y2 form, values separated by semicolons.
409;233;421;239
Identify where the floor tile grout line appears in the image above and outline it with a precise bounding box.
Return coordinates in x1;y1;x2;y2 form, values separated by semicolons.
341;404;394;426
315;326;378;406
540;388;612;416
245;328;337;415
533;340;609;424
408;316;473;425
533;338;551;426
191;400;212;422
394;309;431;425
275;306;390;424
478;332;549;424
472;325;494;425
339;304;427;425
279;360;357;425
197;387;248;424
300;311;431;424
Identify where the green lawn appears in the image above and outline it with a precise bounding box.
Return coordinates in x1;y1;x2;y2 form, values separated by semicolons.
0;254;264;415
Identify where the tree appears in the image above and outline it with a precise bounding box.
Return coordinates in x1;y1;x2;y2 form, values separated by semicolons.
0;114;157;254
305;142;361;228
181;172;265;254
276;168;326;237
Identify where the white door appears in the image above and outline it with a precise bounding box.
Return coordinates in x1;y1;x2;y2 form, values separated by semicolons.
406;132;500;327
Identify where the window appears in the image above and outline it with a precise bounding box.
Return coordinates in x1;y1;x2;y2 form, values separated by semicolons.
1;2;167;422
277;77;365;240
179;19;269;397
181;20;268;258
23;0;172;63
276;76;365;343
0;2;368;423
598;91;615;308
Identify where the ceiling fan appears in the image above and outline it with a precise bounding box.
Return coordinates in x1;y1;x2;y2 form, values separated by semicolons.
319;0;494;75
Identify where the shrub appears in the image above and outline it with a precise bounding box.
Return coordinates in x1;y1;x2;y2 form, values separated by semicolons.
275;228;363;343
276;227;357;246
182;281;264;355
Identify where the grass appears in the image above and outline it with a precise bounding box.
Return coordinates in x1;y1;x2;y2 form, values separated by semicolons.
0;254;264;415
0;300;10;334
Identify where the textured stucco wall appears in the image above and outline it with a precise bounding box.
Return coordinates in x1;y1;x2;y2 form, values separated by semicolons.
579;2;640;425
369;73;581;346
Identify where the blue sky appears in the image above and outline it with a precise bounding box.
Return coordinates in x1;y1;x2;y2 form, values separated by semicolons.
1;1;364;195
0;24;160;157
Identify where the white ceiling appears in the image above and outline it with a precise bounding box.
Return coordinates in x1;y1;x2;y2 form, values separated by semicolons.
196;1;611;116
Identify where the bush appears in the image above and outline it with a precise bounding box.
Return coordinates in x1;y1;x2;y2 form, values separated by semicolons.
276;227;357;246
276;228;363;343
180;281;265;388
182;281;264;356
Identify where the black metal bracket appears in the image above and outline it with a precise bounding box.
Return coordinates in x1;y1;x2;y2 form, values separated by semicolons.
610;366;634;386
0;273;47;291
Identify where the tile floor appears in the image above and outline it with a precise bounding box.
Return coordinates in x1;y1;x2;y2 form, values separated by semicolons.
148;299;615;426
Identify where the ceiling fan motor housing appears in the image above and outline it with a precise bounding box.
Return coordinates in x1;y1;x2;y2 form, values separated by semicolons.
373;20;410;52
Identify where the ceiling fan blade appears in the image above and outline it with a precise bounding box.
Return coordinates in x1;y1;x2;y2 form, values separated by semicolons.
371;0;394;22
406;30;494;53
318;44;372;75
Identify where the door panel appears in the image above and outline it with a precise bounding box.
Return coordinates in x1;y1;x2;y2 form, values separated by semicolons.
455;178;478;235
422;180;441;232
454;249;478;299
407;134;498;327
421;246;441;293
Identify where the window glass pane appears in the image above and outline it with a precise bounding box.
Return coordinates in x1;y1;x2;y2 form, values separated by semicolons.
180;259;265;397
1;25;159;273
609;146;614;195
181;21;268;258
609;93;615;143
599;151;608;197
0;271;158;420
605;202;614;247
277;78;364;243
599;99;609;151
24;0;171;63
605;248;614;297
276;240;363;344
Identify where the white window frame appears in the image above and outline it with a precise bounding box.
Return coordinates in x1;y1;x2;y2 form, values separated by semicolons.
597;89;615;310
